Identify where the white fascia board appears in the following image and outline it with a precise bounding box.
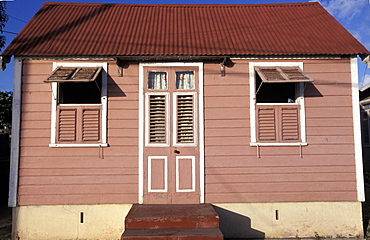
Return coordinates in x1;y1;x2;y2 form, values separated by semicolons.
351;57;365;202
8;58;22;207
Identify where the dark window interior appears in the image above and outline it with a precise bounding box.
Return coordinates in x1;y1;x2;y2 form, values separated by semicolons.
58;73;102;104
256;72;296;103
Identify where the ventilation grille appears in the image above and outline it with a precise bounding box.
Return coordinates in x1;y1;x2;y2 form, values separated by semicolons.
82;109;100;141
257;108;276;141
177;95;194;143
58;109;77;141
149;95;167;143
281;107;299;140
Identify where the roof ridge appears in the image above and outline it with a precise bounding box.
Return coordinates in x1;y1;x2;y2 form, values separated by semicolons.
43;2;319;7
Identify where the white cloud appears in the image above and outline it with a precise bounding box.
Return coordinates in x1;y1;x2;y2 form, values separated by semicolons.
318;0;367;22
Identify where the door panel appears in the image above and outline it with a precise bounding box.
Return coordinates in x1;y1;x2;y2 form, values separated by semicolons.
143;66;200;204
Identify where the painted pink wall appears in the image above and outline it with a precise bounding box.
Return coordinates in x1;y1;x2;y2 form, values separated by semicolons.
17;58;358;205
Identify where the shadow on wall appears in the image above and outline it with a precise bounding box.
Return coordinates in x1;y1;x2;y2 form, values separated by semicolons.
213;205;265;239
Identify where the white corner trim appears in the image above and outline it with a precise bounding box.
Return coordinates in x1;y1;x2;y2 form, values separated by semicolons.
138;64;144;204
198;63;205;204
8;58;22;207
351;57;365;202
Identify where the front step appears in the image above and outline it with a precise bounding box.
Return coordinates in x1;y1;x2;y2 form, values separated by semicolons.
121;204;223;240
122;228;223;240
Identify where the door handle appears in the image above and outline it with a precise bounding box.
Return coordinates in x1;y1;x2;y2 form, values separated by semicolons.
174;150;180;154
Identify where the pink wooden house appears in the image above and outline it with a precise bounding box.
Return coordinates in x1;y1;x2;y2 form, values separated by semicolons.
1;2;370;239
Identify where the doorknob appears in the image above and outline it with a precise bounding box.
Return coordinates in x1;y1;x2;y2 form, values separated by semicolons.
174;150;180;154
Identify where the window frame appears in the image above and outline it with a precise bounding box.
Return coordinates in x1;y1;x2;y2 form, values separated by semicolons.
49;62;108;147
249;62;308;146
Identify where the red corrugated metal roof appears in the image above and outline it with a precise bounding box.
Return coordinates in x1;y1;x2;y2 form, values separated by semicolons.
2;2;369;57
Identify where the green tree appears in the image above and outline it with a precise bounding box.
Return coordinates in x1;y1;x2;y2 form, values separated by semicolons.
0;91;12;131
0;2;8;50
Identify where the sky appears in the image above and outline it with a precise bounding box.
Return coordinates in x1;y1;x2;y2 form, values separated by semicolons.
0;0;369;91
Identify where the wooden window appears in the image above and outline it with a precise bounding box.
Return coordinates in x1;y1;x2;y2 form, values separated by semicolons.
48;63;107;147
148;71;168;90
251;64;311;145
57;106;101;143
255;67;313;83
176;71;195;90
45;67;102;82
257;106;300;143
149;95;167;144
177;95;194;143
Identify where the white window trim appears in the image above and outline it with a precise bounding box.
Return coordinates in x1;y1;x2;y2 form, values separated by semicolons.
249;62;307;146
49;62;108;147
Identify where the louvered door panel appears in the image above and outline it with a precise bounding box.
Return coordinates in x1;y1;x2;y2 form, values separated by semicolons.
149;95;167;143
177;95;194;143
281;107;299;140
82;109;100;141
58;108;77;141
257;108;276;141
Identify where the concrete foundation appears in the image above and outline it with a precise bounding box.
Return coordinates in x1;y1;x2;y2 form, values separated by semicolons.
12;202;363;239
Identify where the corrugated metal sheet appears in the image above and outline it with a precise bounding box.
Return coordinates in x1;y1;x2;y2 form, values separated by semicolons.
2;2;369;57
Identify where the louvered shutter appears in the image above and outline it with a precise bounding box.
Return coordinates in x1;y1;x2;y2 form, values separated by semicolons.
58;108;77;141
177;95;194;143
281;107;299;140
149;95;167;143
82;109;100;141
257;108;276;141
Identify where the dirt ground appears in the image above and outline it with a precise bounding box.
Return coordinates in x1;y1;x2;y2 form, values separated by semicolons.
0;205;11;240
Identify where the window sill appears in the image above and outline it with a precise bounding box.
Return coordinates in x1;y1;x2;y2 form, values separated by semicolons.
250;142;308;147
49;143;109;148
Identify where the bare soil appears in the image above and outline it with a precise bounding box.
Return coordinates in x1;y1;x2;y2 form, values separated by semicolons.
0;205;11;240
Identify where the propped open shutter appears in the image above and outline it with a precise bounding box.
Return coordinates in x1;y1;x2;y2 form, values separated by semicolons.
281;107;299;140
44;67;102;82
82;109;100;141
149;95;167;143
255;67;313;83
177;95;194;143
58;108;77;141
257;108;276;141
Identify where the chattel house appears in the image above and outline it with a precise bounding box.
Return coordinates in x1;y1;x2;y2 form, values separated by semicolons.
1;2;370;239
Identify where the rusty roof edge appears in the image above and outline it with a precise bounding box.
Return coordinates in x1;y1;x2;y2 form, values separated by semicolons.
2;54;364;61
42;2;319;7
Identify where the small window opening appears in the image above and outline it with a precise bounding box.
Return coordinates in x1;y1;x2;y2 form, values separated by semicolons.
58;72;102;104
256;73;296;103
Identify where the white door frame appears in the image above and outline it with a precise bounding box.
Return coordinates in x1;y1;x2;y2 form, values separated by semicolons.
138;62;204;204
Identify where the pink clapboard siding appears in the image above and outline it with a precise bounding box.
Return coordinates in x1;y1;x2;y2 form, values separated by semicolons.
18;60;139;205
17;58;358;206
203;59;357;203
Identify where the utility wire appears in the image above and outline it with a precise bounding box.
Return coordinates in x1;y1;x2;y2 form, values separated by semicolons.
8;14;27;23
3;30;17;35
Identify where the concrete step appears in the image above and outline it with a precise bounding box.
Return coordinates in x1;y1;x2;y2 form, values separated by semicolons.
125;204;220;230
121;228;223;240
